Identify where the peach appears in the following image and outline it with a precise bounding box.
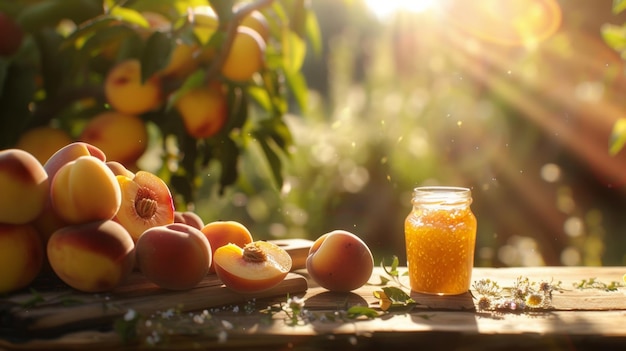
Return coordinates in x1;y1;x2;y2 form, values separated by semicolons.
0;223;44;293
200;220;253;273
0;149;49;224
14;126;73;165
47;220;135;293
50;155;122;224
79;111;148;167
174;82;227;139
221;26;266;82
213;241;292;293
104;59;162;115
34;142;107;241
106;161;135;178
159;42;200;78
135;223;212;290
241;10;270;42
114;170;175;242
306;230;374;292
174;210;204;230
42;141;106;177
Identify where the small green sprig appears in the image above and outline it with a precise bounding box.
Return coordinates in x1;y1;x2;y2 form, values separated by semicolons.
573;278;624;292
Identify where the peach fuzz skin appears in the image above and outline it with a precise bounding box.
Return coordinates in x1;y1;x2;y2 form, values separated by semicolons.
0;223;44;293
50;155;122;224
34;142;107;241
135;223;212;290
46;220;135;293
200;220;253;273
0;149;49;224
213;241;292;294
306;230;374;292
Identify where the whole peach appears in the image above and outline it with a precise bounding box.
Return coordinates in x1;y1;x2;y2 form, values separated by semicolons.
200;220;253;273
306;230;374;292
135;223;212;290
79;111;148;167
104;59;162;115
50;155;122;224
175;83;227;139
221;26;266;82
174;211;204;230
15;126;73;165
47;220;135;293
0;149;49;224
0;223;44;293
34;142;107;242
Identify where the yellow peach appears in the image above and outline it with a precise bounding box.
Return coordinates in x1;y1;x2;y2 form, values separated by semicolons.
79;111;148;167
175;82;227;138
0;223;44;293
220;26;266;82
14;126;73;165
200;220;253;273
114;170;175;242
135;223;212;290
47;220;135;293
213;241;292;293
50;155;121;224
104;59;162;115
0;149;49;224
306;230;374;292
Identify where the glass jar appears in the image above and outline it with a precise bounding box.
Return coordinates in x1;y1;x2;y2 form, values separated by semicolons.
404;186;477;295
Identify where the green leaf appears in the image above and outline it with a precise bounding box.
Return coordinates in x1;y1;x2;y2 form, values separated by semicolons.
79;24;137;57
209;0;234;22
109;5;150;28
254;134;284;188
62;16;119;51
215;136;240;193
346;306;380;319
281;29;306;73
601;24;626;52
613;0;626;14
381;286;414;305
283;68;307;113
140;31;174;81
305;9;322;56
246;85;272;112
609;118;626;156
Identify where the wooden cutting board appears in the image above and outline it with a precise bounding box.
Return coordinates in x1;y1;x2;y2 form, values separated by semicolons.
0;239;313;339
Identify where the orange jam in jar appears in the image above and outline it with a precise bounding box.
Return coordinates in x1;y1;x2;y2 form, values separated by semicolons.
404;186;477;295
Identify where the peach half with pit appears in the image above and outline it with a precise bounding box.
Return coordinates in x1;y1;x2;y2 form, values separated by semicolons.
0;223;44;293
0;149;49;224
135;223;212;290
114;170;175;242
306;230;374;292
213;241;292;293
46;220;135;293
50;155;121;224
200;220;253;273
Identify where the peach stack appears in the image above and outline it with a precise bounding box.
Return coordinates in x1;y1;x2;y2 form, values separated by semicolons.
1;142;298;296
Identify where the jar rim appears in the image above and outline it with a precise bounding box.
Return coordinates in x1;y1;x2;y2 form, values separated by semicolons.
412;186;472;205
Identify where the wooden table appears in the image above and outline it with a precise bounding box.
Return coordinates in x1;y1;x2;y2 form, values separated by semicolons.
2;265;626;350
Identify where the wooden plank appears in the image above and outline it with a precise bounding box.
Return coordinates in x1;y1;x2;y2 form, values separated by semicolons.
1;266;625;350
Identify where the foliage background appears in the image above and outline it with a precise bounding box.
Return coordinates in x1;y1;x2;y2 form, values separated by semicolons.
194;0;626;267
4;0;626;268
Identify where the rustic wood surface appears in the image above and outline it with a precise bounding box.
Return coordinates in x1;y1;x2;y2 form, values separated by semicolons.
1;253;626;350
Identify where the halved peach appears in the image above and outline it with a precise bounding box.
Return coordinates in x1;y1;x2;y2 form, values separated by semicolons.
213;241;292;293
201;220;253;273
115;170;175;242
